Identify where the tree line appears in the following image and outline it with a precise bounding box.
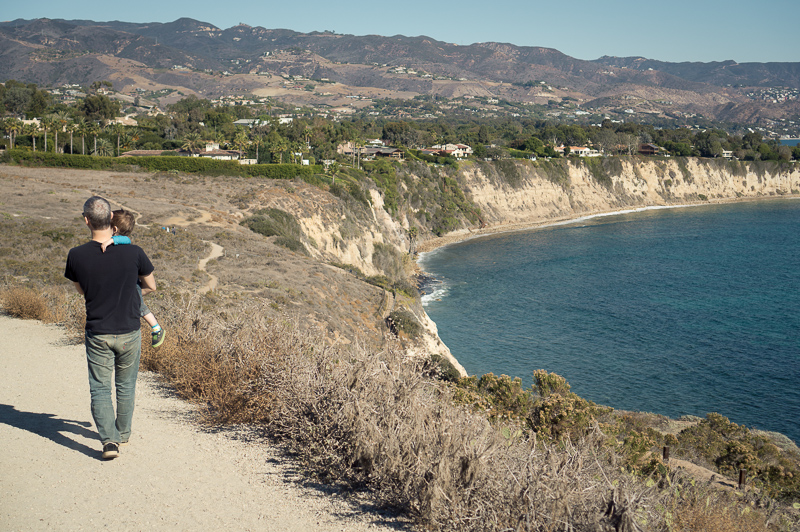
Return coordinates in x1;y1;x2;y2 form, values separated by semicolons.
2;79;800;163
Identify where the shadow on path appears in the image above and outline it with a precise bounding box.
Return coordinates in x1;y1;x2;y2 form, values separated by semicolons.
0;403;99;459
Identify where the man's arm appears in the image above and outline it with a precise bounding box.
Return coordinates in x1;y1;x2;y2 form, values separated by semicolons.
139;273;156;295
72;281;84;296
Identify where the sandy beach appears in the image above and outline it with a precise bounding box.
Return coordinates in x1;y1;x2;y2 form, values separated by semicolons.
414;196;799;255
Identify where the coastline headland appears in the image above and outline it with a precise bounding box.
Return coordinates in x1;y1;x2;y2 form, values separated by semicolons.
408;157;800;381
416;157;800;254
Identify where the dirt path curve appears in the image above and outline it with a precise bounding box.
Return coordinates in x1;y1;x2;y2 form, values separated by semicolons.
198;241;224;294
0;315;407;532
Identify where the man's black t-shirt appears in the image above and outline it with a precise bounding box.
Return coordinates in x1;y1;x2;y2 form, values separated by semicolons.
65;241;154;334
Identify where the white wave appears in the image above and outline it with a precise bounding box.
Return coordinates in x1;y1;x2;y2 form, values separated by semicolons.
421;284;449;306
548;204;697;228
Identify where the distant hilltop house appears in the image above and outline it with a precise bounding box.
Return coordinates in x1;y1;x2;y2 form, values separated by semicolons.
336;140;403;160
107;116;138;127
429;143;473;158
232;118;261;128
637;143;662;156
179;142;245;161
554;145;601;157
120;142;253;163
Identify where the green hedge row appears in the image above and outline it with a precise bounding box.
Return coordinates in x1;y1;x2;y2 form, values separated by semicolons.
0;150;323;180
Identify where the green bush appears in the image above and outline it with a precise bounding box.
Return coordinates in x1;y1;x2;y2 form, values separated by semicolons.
372;242;404;281
0;149;322;181
584;157;620;189
273;236;308;255
529;370;609;441
388;307;422;338
240;208;307;255
675;413;800;501
453;373;533;424
428;354;462;383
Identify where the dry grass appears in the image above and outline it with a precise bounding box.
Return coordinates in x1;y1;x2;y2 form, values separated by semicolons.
132;292;800;531
4;284;798;530
1;165;796;530
1;286;53;321
0;284;82;327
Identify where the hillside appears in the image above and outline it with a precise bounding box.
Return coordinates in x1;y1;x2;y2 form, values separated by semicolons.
2;18;799;125
3;156;800;529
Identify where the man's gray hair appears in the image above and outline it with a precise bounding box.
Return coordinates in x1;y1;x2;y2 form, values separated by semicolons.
83;196;112;230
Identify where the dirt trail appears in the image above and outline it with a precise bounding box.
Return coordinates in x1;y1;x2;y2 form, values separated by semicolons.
198;241;224;294
0;315;406;531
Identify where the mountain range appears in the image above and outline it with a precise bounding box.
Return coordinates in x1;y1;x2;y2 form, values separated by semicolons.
2;17;799;125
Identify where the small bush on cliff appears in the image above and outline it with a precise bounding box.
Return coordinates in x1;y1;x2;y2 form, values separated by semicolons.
372;242;405;282
530;369;610;441
388;307;422;338
427;354;462;383
240;208;307;254
329;179;371;210
584;157;624;190
454;373;534;424
534;159;571;188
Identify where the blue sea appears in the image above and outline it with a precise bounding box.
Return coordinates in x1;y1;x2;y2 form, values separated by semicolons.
420;200;800;443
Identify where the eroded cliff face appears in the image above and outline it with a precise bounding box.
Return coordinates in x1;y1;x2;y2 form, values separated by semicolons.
455;158;800;232
275;158;799;378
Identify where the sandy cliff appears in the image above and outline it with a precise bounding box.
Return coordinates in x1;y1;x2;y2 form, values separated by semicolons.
418;158;800;252
245;158;800;378
409;158;799;373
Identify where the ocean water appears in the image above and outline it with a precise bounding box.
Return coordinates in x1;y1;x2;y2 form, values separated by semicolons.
420;200;800;443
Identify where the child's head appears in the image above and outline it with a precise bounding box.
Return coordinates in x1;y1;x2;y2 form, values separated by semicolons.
111;209;136;237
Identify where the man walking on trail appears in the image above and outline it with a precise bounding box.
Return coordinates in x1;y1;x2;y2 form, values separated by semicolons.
65;196;156;460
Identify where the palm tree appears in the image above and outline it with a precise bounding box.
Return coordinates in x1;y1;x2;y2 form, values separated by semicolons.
4;118;22;149
74;117;88;155
251;133;265;163
24;121;39;152
92;137;114;157
88;121;102;156
51;111;70;153
328;161;340;185
66;121;76;154
121;128;140;153
267;135;289;164
211;130;226;146
181;131;204;154
232;128;250;155
41;115;56;153
353;136;364;169
110;123;125;156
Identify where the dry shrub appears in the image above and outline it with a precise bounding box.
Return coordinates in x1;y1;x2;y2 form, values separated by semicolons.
668;484;771;532
9;283;791;531
132;291;794;531
253;332;669;530
1;286;53;321
139;293;284;424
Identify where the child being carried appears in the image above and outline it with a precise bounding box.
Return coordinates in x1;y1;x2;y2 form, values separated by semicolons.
102;209;165;348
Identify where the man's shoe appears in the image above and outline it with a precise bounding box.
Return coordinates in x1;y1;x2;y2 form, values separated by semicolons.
102;442;120;460
152;328;165;348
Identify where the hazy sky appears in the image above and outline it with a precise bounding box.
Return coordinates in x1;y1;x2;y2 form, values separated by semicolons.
4;0;798;63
